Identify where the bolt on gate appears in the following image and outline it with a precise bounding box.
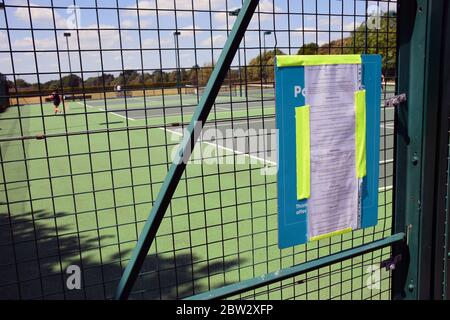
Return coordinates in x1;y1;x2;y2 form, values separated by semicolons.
0;0;448;300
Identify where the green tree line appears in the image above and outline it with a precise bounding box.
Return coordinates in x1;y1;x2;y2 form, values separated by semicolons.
7;11;396;93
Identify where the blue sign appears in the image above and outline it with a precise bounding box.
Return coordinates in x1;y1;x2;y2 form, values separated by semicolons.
275;55;382;249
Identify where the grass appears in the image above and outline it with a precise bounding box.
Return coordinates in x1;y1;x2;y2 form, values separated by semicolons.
0;96;393;300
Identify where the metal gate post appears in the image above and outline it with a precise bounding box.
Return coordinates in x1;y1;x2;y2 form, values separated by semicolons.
393;0;447;299
432;0;450;300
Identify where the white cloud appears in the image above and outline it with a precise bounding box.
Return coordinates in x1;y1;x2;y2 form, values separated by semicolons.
296;27;319;32
126;0;155;17
0;32;10;51
126;0;226;18
201;35;226;47
121;19;136;29
344;21;357;32
142;37;171;48
213;11;238;29
174;24;203;39
14;3;63;24
258;0;282;20
12;37;56;50
258;0;282;13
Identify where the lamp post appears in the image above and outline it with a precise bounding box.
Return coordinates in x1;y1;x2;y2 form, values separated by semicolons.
263;30;272;53
229;8;243;97
263;31;272;84
173;31;181;94
63;32;73;100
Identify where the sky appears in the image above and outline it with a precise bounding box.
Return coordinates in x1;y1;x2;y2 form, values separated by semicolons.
0;0;396;83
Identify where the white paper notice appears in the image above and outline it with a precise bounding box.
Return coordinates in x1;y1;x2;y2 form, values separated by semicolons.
305;64;361;239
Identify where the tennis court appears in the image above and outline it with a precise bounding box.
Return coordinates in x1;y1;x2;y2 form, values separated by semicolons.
0;82;395;299
0;0;413;301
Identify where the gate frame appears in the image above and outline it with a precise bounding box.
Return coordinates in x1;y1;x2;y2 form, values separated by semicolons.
393;0;449;300
432;0;450;300
113;0;450;300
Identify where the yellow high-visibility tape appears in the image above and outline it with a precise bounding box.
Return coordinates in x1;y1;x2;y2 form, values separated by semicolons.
310;228;353;242
296;105;311;200
277;54;362;67
355;90;367;179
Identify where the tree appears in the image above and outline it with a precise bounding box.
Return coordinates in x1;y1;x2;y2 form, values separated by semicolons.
115;70;141;87
317;11;397;75
7;78;32;88
246;49;285;82
151;70;165;84
188;65;200;86
61;74;82;88
297;43;319;55
351;11;397;75
198;62;215;86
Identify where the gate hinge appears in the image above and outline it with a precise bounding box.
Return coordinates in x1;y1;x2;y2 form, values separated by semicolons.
381;254;402;271
385;93;407;108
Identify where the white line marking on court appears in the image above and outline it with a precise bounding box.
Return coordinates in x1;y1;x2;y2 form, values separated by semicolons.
203;118;273;128
214;105;230;111
76;101;136;121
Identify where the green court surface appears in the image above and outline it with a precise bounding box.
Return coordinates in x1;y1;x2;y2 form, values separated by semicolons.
0;96;393;300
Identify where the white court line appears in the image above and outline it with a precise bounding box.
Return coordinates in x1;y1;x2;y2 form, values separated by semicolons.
214;105;230;111
76;101;136;121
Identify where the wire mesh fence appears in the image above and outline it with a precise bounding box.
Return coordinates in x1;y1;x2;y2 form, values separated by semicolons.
0;0;397;300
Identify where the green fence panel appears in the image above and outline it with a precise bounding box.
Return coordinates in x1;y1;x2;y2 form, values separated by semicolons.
0;0;423;300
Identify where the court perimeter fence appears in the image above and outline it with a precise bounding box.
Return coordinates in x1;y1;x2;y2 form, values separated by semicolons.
0;0;449;300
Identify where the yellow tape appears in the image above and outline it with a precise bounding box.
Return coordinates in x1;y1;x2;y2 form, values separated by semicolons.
277;54;362;67
310;228;353;242
296;105;311;200
355;90;367;179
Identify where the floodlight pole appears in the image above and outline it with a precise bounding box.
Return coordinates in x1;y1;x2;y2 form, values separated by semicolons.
263;31;272;84
229;8;243;97
173;31;181;94
114;0;260;300
64;32;73;100
263;30;272;53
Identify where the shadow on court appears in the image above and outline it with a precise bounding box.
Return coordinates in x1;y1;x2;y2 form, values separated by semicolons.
0;211;243;300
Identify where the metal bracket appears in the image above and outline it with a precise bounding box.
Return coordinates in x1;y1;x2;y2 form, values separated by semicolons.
385;93;407;108
381;254;402;271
